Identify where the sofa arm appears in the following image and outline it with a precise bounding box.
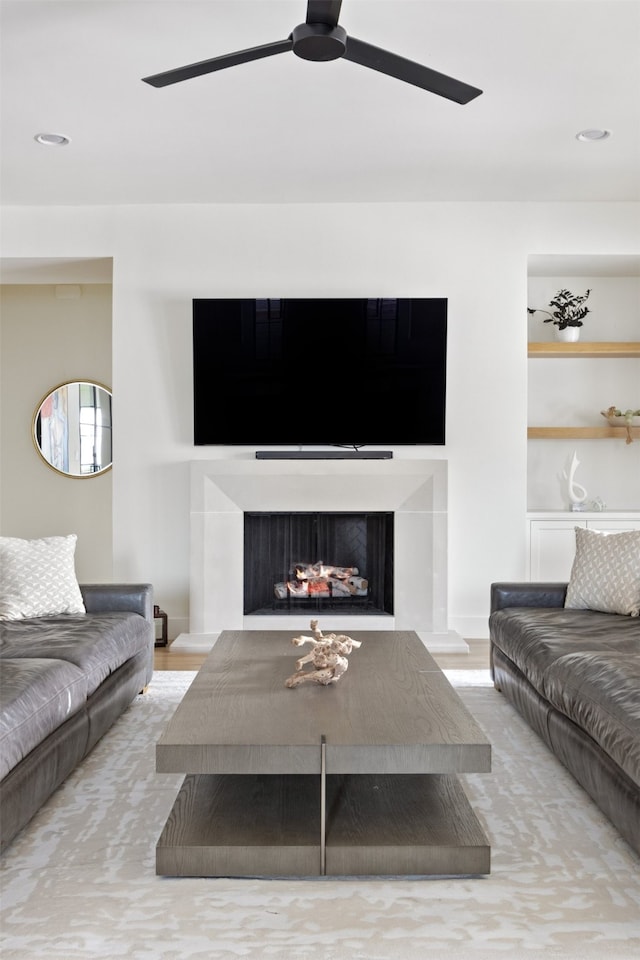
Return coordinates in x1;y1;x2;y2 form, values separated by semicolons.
80;584;154;622
490;582;567;613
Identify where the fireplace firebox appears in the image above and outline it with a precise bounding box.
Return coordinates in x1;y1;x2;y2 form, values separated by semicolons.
243;512;394;616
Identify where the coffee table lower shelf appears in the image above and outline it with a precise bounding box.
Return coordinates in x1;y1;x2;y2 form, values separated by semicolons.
156;772;490;878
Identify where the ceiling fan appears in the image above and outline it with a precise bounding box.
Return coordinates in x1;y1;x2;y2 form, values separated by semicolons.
142;0;482;105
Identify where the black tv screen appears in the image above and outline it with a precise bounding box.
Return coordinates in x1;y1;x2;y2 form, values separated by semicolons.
193;297;447;446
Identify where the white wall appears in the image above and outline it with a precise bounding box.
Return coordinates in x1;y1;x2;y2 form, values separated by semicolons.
1;202;638;638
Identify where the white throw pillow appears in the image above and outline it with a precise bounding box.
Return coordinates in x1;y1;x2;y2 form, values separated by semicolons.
0;534;85;619
565;526;640;617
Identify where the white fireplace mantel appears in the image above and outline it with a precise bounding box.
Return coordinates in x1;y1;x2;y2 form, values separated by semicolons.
174;457;467;653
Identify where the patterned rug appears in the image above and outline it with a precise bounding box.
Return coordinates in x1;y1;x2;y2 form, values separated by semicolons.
1;671;638;960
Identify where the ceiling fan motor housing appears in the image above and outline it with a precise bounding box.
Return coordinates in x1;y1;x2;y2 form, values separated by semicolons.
291;23;347;61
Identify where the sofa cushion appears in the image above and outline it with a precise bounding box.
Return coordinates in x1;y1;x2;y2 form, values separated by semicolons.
0;658;88;779
565;526;640;617
542;651;640;788
489;607;640;787
490;607;640;689
0;612;152;697
0;535;85;620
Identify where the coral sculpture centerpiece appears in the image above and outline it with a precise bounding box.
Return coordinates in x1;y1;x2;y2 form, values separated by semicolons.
285;619;361;688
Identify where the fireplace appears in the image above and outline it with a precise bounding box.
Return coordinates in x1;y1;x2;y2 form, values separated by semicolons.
243;511;394;616
181;457;466;653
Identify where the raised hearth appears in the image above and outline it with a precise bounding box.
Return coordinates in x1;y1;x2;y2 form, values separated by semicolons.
175;458;466;653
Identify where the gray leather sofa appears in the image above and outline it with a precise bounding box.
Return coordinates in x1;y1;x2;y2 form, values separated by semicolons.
0;583;154;853
489;582;640;857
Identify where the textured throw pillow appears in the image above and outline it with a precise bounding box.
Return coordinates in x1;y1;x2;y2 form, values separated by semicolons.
565;526;640;617
0;534;85;619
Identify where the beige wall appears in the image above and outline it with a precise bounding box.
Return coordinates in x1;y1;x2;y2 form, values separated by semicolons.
0;283;113;581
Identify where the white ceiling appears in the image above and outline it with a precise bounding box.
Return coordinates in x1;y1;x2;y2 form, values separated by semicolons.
1;0;639;206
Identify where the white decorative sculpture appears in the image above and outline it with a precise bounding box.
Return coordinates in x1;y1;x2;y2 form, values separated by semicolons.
285;619;361;688
562;450;588;511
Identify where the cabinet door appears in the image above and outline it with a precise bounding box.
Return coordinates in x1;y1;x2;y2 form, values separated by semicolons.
529;518;640;581
529;520;586;581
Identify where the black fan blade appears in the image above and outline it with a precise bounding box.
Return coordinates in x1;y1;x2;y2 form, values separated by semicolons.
142;38;293;87
343;36;482;104
306;0;342;27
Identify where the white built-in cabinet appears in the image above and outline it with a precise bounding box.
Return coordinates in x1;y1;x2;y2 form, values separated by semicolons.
527;512;640;581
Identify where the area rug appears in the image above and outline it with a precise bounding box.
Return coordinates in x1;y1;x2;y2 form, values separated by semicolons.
1;671;638;960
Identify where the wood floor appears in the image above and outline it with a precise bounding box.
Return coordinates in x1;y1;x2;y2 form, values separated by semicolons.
154;637;491;672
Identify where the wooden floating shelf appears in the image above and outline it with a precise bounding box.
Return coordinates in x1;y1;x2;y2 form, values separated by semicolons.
528;341;640;358
528;426;640;440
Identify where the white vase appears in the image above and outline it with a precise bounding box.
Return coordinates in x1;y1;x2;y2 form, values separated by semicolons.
555;326;580;342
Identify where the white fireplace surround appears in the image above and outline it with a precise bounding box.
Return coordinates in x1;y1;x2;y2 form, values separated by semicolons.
176;458;467;653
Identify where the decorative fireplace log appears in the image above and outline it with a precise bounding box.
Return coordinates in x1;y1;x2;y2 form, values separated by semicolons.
292;563;359;581
347;576;369;594
328;579;352;597
274;564;369;600
283;580;309;598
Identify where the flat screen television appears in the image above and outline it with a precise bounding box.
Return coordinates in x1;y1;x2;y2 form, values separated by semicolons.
192;297;447;446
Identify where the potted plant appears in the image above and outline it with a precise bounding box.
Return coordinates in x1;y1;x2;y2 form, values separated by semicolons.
527;288;591;342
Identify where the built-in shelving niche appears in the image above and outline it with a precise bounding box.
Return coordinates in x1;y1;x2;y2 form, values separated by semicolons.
526;255;640;513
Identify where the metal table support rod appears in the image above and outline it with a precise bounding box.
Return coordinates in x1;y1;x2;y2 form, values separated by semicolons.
320;734;327;876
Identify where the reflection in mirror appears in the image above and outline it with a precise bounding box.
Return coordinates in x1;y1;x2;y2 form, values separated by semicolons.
33;381;112;477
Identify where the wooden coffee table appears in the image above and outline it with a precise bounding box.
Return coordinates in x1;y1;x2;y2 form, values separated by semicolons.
156;629;491;877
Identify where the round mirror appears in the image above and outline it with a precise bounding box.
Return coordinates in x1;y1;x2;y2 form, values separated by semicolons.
33;381;112;477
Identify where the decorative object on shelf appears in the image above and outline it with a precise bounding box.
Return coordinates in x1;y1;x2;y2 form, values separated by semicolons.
562;450;589;511
285;619;361;688
601;406;640;444
528;288;591;342
589;497;607;512
555;326;581;343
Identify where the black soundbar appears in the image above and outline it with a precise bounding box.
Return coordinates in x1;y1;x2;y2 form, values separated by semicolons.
255;451;393;460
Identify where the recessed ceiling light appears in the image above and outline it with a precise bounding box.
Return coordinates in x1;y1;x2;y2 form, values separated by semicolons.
576;129;611;142
34;133;70;146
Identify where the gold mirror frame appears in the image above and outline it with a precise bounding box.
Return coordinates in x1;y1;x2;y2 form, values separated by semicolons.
32;381;113;478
